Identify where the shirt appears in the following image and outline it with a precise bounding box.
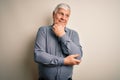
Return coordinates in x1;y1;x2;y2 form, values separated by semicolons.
34;25;83;80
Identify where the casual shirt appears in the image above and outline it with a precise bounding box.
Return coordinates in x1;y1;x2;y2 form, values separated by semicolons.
34;25;83;80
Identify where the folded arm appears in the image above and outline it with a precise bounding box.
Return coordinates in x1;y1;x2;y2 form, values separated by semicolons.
59;31;83;59
52;24;83;60
34;27;82;66
34;27;64;66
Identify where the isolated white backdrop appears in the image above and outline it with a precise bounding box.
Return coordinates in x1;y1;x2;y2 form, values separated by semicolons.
0;0;120;80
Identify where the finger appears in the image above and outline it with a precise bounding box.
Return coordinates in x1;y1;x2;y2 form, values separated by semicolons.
74;59;81;63
54;23;65;28
74;59;81;65
53;24;57;28
71;54;80;58
76;61;80;65
53;25;58;30
54;23;60;26
74;59;80;65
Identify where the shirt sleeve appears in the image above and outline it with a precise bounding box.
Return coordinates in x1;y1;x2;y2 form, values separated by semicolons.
59;31;83;60
34;27;64;66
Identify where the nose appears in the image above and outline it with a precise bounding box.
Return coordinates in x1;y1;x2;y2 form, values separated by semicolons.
61;15;66;20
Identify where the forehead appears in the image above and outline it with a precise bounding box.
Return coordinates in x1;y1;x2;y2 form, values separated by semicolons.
56;8;70;14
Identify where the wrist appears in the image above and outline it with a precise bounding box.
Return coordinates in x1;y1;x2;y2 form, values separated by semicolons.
58;32;65;37
64;58;68;65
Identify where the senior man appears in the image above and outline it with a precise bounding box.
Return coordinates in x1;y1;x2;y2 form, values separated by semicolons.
34;3;83;80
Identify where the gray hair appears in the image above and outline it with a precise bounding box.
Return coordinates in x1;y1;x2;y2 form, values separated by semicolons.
53;3;71;13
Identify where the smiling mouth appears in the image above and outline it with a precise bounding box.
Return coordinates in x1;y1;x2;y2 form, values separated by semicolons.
59;20;66;23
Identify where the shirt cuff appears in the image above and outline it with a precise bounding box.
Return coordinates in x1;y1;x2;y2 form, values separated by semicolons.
59;57;64;66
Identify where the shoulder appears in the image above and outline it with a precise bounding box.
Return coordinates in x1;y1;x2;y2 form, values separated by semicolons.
38;25;51;33
39;25;51;30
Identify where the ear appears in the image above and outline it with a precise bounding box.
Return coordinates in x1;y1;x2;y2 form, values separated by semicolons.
52;12;55;23
53;12;55;17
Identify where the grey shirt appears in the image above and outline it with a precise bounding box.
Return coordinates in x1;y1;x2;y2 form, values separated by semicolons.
34;25;83;80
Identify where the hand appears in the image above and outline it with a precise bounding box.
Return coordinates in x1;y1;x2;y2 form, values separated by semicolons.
52;24;65;37
64;54;81;66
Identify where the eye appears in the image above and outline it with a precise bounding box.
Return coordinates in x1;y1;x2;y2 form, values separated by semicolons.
58;12;64;16
57;12;69;18
66;14;69;17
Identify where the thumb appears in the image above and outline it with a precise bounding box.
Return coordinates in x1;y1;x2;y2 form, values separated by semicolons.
71;54;80;58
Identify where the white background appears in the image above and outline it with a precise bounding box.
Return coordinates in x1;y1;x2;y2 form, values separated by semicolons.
0;0;120;80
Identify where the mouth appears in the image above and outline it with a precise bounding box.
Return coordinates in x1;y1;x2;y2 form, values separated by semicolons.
59;20;66;23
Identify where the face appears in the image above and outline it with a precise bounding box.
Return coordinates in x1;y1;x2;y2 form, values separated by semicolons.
53;8;70;26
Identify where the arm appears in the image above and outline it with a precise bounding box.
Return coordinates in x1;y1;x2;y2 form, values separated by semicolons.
59;31;83;59
34;27;64;66
52;24;83;60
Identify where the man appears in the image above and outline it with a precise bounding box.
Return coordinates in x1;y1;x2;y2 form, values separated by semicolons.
34;3;83;80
